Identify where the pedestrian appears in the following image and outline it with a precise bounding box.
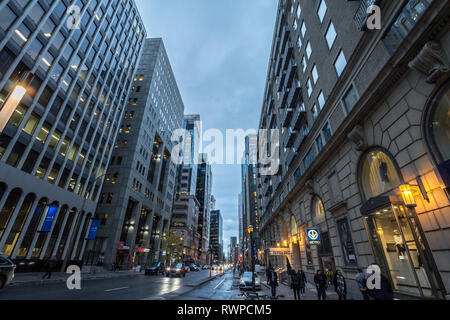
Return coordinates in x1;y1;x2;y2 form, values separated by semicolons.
298;269;307;297
42;255;57;279
266;267;271;285
355;268;370;300
335;270;347;300
269;268;278;298
314;269;328;300
290;270;301;300
366;264;394;300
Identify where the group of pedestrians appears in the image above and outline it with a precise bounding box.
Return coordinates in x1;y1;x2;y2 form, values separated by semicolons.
285;263;394;301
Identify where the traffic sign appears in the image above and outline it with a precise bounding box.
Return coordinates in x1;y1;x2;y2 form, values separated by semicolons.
306;228;321;245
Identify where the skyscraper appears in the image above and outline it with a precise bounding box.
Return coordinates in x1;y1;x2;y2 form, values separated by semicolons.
0;0;145;271
171;114;201;264
209;209;222;263
93;38;184;268
195;153;212;264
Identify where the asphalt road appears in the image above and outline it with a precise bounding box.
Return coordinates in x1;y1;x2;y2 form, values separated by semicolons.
0;270;224;300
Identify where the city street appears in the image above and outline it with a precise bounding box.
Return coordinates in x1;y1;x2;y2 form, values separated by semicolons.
1;270;225;300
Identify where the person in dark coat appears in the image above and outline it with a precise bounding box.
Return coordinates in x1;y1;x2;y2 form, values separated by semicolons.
298;270;307;297
290;270;301;300
42;255;57;279
335;270;347;300
314;270;328;300
368;272;394;300
268;268;279;298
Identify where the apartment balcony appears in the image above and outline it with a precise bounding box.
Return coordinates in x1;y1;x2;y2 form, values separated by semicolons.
353;0;380;31
285;148;296;168
287;80;302;108
280;86;290;109
280;25;290;54
264;180;273;196
291;104;307;130
283;127;297;148
283;42;294;71
293;125;310;151
281;106;294;128
273;175;282;192
286;59;298;89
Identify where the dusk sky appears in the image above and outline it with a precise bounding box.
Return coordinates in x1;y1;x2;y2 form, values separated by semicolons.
135;0;278;254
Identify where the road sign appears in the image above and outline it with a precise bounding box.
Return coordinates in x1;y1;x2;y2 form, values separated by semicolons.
306;228;321;245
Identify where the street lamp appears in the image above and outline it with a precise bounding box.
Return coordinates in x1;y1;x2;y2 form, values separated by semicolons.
247;225;255;292
0;72;29;133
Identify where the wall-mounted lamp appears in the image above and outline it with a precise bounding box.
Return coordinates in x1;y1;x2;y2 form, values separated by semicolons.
0;71;29;133
398;177;430;208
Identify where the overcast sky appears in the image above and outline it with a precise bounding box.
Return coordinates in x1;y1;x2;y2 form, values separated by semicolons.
135;0;278;255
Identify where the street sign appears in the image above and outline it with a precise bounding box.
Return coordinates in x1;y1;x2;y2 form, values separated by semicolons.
306;228;321;245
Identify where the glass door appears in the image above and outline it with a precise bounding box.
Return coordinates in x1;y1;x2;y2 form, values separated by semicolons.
365;204;439;298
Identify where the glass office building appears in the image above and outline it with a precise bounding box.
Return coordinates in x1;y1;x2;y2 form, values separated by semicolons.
0;0;146;271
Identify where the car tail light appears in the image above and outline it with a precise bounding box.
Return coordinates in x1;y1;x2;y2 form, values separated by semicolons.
13;264;17;269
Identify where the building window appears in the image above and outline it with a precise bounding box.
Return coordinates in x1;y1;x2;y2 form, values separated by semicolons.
307;78;312;96
343;85;358;114
312;104;319;122
316;135;324;152
325;21;337;50
306;41;312;60
303;148;314;170
317;0;327;23
301;56;307;73
301;22;306;38
311;65;319;84
318;91;325;110
296;4;301;19
334;50;347;77
312;196;326;226
336;218;357;265
322;122;332;143
425;82;450;163
359;148;402;200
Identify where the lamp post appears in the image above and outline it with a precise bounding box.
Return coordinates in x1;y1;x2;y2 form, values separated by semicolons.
248;224;255;292
0;71;29;133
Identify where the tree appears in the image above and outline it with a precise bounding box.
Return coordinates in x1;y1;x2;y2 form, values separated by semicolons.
165;230;183;265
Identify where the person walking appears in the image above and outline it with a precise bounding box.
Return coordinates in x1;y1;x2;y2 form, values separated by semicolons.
298;269;307;297
314;270;328;300
367;264;394;300
269;268;279;298
42;255;57;279
290;270;301;300
266;267;271;285
335;270;347;300
355;268;370;300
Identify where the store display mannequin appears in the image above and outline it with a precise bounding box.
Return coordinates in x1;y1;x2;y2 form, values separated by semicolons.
393;230;407;258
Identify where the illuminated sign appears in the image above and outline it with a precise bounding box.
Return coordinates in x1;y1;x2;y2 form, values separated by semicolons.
306;228;321;245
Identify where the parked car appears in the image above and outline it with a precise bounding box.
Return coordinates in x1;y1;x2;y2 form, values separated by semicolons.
211;264;217;271
185;265;191;273
0;253;15;290
145;262;165;276
190;264;200;272
239;272;261;291
255;264;266;274
165;263;186;277
202;265;210;270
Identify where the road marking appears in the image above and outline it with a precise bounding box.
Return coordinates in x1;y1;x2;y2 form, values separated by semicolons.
214;278;226;290
104;286;129;292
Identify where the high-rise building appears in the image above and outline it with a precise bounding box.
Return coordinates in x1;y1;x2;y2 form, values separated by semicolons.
238;192;243;249
171;114;201;264
209;209;222;263
93;38;184;268
0;0;145;271
241;135;259;265
195;153;212;264
257;0;450;300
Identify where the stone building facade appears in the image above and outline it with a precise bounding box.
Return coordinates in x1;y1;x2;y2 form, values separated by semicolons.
258;0;450;300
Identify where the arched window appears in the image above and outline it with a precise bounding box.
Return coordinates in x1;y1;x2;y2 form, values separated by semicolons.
426;82;450;163
359;149;402;200
290;215;298;236
312;196;326;226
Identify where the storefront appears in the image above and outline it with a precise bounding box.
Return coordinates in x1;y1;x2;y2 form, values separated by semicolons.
358;148;446;299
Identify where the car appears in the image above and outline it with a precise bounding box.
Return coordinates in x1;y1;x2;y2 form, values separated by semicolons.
255;264;266;274
165;263;186;277
185;265;191;272
211;264;217;271
190;264;200;272
145;262;165;276
239;272;262;291
0;253;15;290
202;265;210;270
218;265;224;272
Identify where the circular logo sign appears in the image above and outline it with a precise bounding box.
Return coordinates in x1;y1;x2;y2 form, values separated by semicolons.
308;229;319;241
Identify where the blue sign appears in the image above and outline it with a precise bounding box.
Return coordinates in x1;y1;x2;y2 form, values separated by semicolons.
40;206;58;232
87;219;100;240
306;228;321;245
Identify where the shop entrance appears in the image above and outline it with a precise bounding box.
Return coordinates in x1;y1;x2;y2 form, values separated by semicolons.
362;197;444;299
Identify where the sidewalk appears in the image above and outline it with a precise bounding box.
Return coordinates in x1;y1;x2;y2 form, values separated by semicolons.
10;267;144;287
260;275;339;300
